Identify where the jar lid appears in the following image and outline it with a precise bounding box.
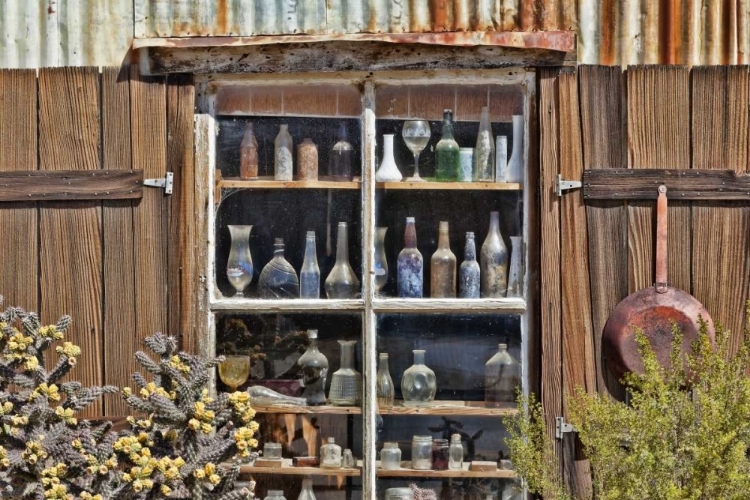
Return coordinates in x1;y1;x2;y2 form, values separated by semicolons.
383;442;399;448
264;442;281;450
386;487;414;495
451;433;461;442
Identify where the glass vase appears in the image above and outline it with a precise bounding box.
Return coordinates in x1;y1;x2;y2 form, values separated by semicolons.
376;353;394;407
435;109;459;181
297;478;317;500
374;227;388;293
401;349;436;406
480;211;508;297
240;122;259;180
297;138;318;181
226;225;254;297
330;122;353;181
258;238;300;299
375;134;403;182
397;217;423;298
324;222;360;299
474;106;495;181
274;124;293;181
297;330;328;405
300;231;320;299
459;231;480;298
449;433;463;470
485;343;520;406
329;340;361;406
320;437;342;468
379;442;401;470
430;221;456;298
507;236;523;298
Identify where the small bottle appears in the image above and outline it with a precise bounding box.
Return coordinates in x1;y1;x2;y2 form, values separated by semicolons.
274;124;293;181
397;217;423;298
459;232;480;298
320;437;342;468
376;353;395;407
448;434;463;470
330;122;354;181
480;211;509;297
342;449;356;468
432;438;449;470
300;231;320;299
474;106;495;181
379;442;401;470
240;122;259;180
430;221;456;298
324;222;360;299
435;109;460;181
297;330;328;406
485;343;520;406
411;436;433;470
297;138;318;181
297;478;317;500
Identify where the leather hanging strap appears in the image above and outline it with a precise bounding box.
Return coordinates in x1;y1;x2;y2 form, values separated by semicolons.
655;185;668;293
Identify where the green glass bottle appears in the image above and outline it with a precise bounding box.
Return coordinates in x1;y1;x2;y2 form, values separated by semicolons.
435;109;460;181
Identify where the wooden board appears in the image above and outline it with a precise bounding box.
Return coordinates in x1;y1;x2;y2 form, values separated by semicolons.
0;170;143;201
0;69;38;310
690;67;750;355
583;169;750;200
239;459;361;477
219;177;361;190
39;67;104;417
377;462;515;478
371;297;527;314
376;181;523;190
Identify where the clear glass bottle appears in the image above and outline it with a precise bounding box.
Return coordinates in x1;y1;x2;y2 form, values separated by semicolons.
507;236;523;298
430;221;456;298
379;442;401;470
342;449;356;468
485;343;520;406
297;330;328;405
324;222;360;299
329;340;362;406
258;238;300;299
374;227;389;293
330;122;353;181
246;386;307;406
432;438;450;470
459;232;480;298
449;433;463;470
297;138;318;181
226;225;254;297
435;109;460;181
411;436;433;470
320;437;342;468
300;231;320;299
385;488;415;500
264;490;287;500
401;349;436;406
507;114;524;183
397;217;423;298
480;211;509;298
376;353;395;407
274;124;293;181
474;106;495;181
297;478;317;500
240;122;259;180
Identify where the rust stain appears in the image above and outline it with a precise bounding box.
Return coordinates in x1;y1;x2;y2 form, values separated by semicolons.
216;0;229;35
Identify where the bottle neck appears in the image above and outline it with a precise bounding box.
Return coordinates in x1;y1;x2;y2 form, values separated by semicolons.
335;224;349;263
308;338;318;349
404;221;417;248
378;355;389;372
339;342;354;369
489;212;500;233
437;222;450;249
441;115;455;140
304;235;317;260
413;350;425;365
273;242;285;258
464;234;476;261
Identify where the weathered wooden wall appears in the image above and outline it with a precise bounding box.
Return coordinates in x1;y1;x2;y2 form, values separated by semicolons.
541;65;750;497
0;66;197;417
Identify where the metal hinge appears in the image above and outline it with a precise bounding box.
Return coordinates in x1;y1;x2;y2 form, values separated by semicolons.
556;174;582;197
144;172;174;195
555;417;575;440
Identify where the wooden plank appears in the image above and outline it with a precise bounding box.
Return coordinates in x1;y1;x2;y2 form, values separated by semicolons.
193;115;211;360
408;85;455;121
211;298;365;313
102;66;135;417
38;67;103;417
691;66;750;355
0;170;143;201
219;178;362;190
627;66;692;293
583;169;750;200
371;297;527;314
376;181;523;190
239;459;361;477
377;462;515;478
0;69;38;310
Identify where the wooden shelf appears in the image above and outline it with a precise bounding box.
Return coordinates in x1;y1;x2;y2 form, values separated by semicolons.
253;404;361;415
376;181;522;191
372;297;526;314
219;176;361;190
377;462;515;478
239;459;361;476
210;298;364;313
379;401;518;416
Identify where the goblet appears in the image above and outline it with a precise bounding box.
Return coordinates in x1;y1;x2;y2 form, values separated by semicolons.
218;355;251;392
402;120;431;182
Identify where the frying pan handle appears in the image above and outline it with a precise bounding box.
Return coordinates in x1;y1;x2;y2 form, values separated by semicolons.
655;185;668;293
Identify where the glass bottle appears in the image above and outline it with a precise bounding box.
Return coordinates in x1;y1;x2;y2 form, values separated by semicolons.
397;217;423;298
320;437;342;468
379;442;401;470
226;225;254;297
459;232;480;298
376;353;394;407
329;340;362;406
240;122;259;180
480;211;509;297
458;147;474;182
507;114;525;183
258;238;300;299
300;231;320;299
330;122;353;181
375;134;403;182
507;236;523;298
449;433;463;470
411;436;433;470
297;138;318;181
485;343;520;406
246;386;307;407
435;109;459;181
264;491;287;500
385;488;415;500
401;349;436;406
324;222;360;299
297;330;328;405
342;449;356;468
374;227;388;293
430;221;456;298
274;124;293;181
474;106;495;181
297;478;317;500
432;438;449;470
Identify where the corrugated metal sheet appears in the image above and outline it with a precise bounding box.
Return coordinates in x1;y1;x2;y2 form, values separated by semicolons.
0;0;132;69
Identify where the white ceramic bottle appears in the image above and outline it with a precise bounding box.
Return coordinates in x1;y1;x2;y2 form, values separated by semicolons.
375;134;403;182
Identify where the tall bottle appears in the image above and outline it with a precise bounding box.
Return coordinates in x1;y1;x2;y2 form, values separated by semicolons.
376;353;395;407
480;211;508;297
240;122;259;180
397;217;423;298
330;122;353;181
324;222;360;299
430;221;456;298
258;238;300;299
474;106;495;181
459;232;480;298
297;330;328;405
485;343;520;406
300;231;320;299
435;109;460;181
274;124;294;181
449;434;464;470
297;478;317;500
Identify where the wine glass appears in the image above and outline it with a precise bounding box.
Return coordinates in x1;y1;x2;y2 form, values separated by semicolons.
402;120;431;182
218;355;251;392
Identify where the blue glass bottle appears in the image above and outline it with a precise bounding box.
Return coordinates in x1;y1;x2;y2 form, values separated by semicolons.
397;217;423;298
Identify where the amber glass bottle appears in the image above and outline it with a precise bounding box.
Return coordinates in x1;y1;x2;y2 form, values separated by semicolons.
430;221;456;297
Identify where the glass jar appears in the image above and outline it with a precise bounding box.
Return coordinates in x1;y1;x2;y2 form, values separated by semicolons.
264;490;287;500
449;433;463;470
342;449;356;468
263;442;282;460
485;343;520;406
385;488;415;500
379;442;401;470
432;438;449;470
411;436;433;470
320;437;342;468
